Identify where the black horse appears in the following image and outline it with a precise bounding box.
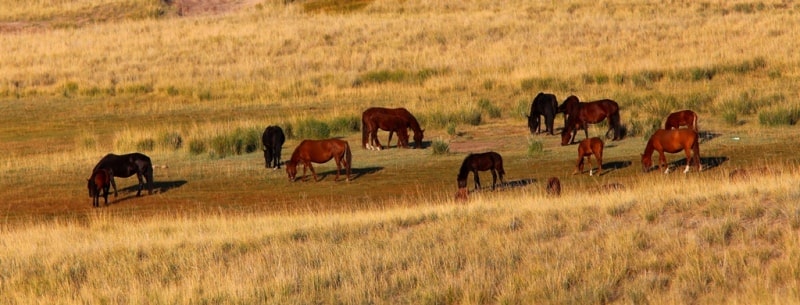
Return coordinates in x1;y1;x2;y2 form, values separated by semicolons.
262;125;286;169
457;152;506;191
91;152;154;197
527;92;559;135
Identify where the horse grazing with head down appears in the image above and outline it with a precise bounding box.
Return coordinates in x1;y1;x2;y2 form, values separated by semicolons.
527;92;559;135
361;107;424;149
558;96;621;145
457;152;506;191
92;152;154;197
641;129;701;174
664;110;698;132
286;139;352;182
574;137;604;176
87;168;112;207
362;112;410;150
262;125;286;169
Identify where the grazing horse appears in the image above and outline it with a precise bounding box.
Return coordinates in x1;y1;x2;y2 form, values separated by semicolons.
664;110;699;132
286;139;352;182
87;168;112;207
527;92;559;135
92;153;154;197
559;96;621;145
641;129;701;174
362;113;410;150
361;107;424;149
574;137;604;176
262;125;286;169
457;152;506;191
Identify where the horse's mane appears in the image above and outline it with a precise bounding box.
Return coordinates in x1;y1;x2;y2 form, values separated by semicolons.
457;155;473;181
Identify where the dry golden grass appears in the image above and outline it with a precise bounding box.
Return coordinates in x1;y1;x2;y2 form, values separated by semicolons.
3;0;800;303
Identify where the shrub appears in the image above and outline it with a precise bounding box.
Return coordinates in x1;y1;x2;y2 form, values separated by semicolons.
188;139;206;155
431;140;449;155
136;138;155;151
446;123;457;136
722;110;739;126
329;116;360;135
160;132;183;150
759;107;800;126
209;128;261;158
295;118;330;139
477;98;501;118
527;139;544;156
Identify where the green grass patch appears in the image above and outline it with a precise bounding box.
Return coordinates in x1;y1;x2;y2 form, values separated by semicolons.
758;107;800;126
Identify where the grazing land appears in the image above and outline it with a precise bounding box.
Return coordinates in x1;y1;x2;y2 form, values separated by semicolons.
2;0;800;303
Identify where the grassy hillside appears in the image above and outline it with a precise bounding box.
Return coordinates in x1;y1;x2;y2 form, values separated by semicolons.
1;0;800;303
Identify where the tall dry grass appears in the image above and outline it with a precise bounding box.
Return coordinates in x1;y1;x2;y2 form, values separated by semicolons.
2;169;800;304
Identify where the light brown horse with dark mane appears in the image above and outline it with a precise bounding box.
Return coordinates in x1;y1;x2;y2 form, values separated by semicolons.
286;139;352;182
559;95;621;145
574;137;604;176
664;110;698;132
361;107;424;149
641;129;701;174
457;152;506;191
362;112;410;150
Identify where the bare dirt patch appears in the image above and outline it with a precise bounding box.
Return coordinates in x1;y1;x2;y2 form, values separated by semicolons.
168;0;260;16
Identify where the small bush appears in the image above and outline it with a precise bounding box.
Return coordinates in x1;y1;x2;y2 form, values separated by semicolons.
477;98;501;118
446;123;457;136
459;110;482;126
329;116;360;135
295;118;330;139
188;139;206;155
431;140;449;155
209;128;261;158
136;138;155;151
160;132;183;150
759;107;800;126
722;110;739;126
527;139;544;156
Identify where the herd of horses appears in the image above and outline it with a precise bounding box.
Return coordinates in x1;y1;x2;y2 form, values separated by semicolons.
86;96;704;206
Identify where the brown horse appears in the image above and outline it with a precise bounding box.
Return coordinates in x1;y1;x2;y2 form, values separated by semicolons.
546;177;561;197
559;96;621;145
361;107;424;149
87;168;112;207
457;152;506;191
641;129;701;174
362;112;410;150
286;139;352;182
574;137;604;176
664;110;698;132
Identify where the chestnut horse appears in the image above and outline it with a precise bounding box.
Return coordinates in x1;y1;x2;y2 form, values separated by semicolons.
87;168;112;207
559;96;621;145
262;125;286;169
664;110;698;132
574;137;604;176
361;107;424;149
641;129;701;174
286;139;352;182
457;152;506;191
362;113;410;150
527;92;559;135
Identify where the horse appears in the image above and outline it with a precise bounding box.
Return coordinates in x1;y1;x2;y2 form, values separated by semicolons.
87;168;112;207
558;96;621;145
286;139;352;182
641;129;701;174
457;152;506;191
361;107;424;149
262;125;286;169
664;110;698;132
574;137;604;176
546;177;561;197
92;153;154;197
527;92;559;135
362;112;410;150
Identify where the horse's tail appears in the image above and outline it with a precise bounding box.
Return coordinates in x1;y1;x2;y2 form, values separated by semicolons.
693;133;702;171
361;114;369;149
344;141;352;180
693;113;699;133
609;109;622;140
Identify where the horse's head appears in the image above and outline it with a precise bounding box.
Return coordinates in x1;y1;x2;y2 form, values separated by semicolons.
641;153;652;173
413;129;424;148
457;178;467;189
87;178;97;197
285;161;298;181
527;115;540;134
560;127;572;146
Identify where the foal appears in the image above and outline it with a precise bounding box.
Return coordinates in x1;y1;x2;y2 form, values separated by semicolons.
88;168;112;207
573;137;604;176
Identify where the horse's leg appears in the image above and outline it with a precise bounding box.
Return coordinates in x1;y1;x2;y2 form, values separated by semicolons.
490;169;497;190
587;154;595;176
473;170;481;191
595;151;603;176
370;128;382;150
683;146;694;174
659;151;669;174
110;176;118;197
333;156;342;181
387;131;394;148
573;155;583;175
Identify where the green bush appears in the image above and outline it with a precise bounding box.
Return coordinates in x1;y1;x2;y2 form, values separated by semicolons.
329;116;360;135
527;140;544;156
295;118;330;139
446;123;457;136
188;139;206;155
477;98;501;118
209;128;261;158
160;132;183;150
759;107;800;126
136;138;155;151
431;140;449;155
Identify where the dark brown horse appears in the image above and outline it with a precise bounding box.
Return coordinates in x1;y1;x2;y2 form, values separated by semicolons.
87;168;112;207
286;139;352;182
641;129;701;174
92;153;154;197
262;125;286;169
457;152;506;191
361;107;424;149
664;110;698;132
527;92;559;135
574;137;604;176
362;112;410;150
546;177;561;197
559;96;621;145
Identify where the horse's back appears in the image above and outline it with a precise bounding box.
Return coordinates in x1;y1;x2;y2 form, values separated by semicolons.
652;129;698;151
263;125;286;146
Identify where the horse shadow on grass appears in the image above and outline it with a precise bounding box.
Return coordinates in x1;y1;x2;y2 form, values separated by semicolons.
652;156;728;173
316;166;384;181
105;180;187;205
579;160;632;176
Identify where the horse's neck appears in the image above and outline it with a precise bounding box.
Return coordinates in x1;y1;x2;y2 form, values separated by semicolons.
457;164;471;180
643;139;656;155
407;117;422;132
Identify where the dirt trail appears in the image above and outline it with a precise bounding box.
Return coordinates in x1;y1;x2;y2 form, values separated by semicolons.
169;0;261;16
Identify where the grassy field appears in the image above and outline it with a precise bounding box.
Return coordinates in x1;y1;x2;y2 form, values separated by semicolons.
2;0;800;303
